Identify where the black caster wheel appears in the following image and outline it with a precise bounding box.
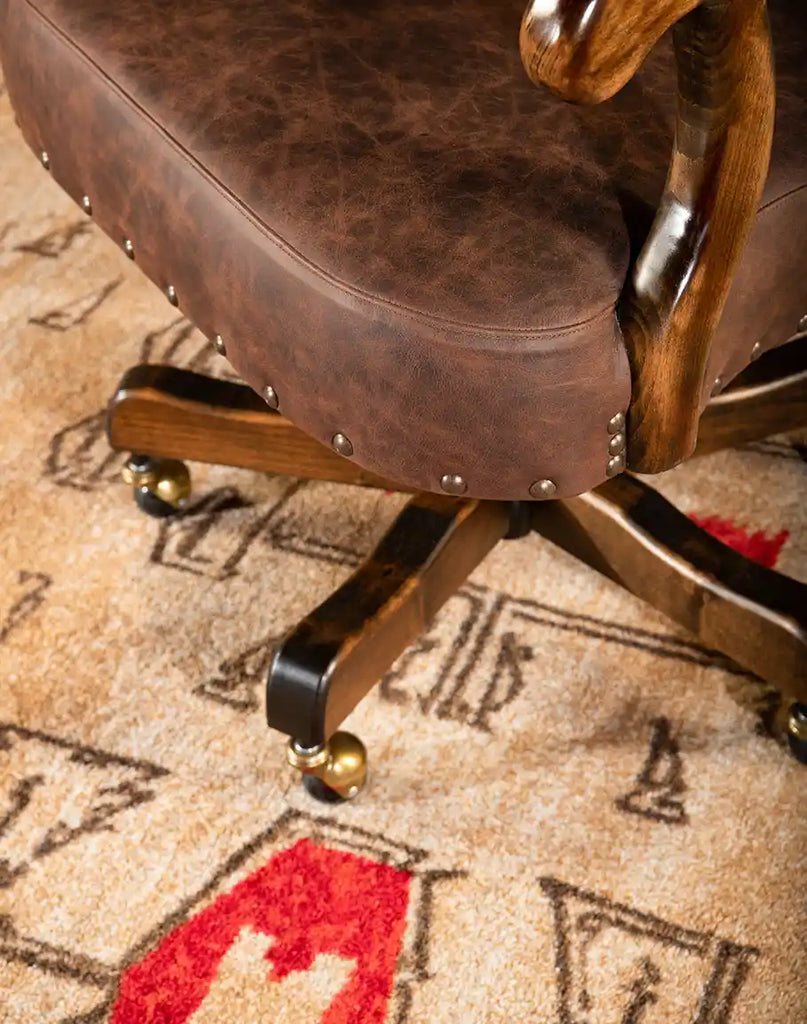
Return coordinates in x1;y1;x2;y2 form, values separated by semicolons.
301;773;350;804
787;703;807;765
134;485;181;518
122;455;191;518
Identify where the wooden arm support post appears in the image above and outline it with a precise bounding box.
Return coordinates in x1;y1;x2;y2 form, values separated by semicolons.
521;0;775;473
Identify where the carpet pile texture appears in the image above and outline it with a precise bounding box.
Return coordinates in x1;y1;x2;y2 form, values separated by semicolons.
1;78;806;1023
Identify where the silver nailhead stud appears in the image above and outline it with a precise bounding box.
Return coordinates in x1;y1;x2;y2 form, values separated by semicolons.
606;453;626;478
331;432;354;457
165;285;178;306
213;334;227;357
712;376;724;395
263;385;279;410
81;195;92;215
799;315;807;334
123;238;135;259
440;473;467;495
607;412;625;434
608;432;626;456
529;478;557;500
40;151;50;170
750;342;762;361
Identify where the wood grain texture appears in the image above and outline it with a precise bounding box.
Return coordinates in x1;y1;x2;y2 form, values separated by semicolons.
521;0;775;473
520;0;700;103
106;365;406;492
266;496;511;745
532;474;807;707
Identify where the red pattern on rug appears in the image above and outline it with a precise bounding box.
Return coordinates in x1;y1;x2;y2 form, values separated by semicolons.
689;515;789;569
110;839;411;1024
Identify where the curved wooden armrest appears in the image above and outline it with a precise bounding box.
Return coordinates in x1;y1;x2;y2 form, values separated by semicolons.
521;0;775;473
520;0;700;104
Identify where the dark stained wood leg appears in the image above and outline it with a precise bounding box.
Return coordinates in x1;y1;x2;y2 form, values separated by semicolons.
266;495;511;747
531;474;807;709
697;337;807;456
106;364;406;490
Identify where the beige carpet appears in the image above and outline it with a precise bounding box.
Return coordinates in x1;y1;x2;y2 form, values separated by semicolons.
1;77;806;1024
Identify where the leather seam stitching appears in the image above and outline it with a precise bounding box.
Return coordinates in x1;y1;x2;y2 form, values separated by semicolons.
18;0;621;343
758;181;807;214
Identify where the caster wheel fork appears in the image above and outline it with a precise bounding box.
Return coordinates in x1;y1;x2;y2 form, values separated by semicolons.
287;732;368;803
122;455;191;517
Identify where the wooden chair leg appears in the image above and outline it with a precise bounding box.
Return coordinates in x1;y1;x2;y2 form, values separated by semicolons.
106;364;404;491
267;495;511;798
532;474;807;717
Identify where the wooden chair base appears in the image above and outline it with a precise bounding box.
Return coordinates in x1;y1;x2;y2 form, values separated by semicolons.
107;341;807;796
107;364;404;491
534;476;807;706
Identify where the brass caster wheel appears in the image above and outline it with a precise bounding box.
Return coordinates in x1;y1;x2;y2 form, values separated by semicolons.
122;455;191;518
787;703;807;765
287;731;368;803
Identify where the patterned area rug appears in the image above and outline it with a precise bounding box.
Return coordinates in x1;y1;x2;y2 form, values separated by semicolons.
1;77;806;1024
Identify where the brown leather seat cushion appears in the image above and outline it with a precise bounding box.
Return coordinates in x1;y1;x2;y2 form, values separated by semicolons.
1;0;804;498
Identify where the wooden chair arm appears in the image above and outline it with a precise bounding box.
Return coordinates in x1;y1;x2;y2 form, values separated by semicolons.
520;0;701;104
521;0;775;473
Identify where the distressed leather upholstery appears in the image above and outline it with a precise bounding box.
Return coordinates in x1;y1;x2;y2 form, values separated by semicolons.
0;0;804;498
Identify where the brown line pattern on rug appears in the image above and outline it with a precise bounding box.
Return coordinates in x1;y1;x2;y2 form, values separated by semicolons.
0;570;51;645
29;278;122;332
14;219;93;259
540;876;760;1024
615;716;689;826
